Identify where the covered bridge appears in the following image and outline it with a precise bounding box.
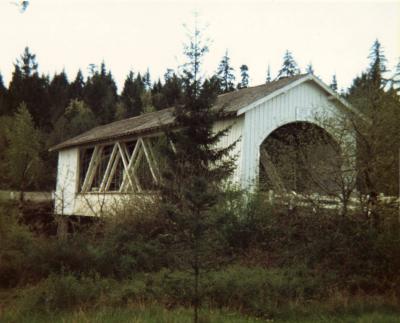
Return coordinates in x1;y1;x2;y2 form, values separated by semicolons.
51;74;355;216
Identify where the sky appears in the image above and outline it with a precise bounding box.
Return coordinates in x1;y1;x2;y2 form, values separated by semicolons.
0;0;399;93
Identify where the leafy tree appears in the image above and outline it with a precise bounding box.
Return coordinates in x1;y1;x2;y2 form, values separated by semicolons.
83;62;117;124
216;50;235;93
159;22;236;323
330;74;338;91
50;99;97;145
5;103;43;201
277;50;300;78
237;64;249;89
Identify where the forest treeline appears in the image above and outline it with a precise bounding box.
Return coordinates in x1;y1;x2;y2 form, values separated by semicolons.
0;41;399;193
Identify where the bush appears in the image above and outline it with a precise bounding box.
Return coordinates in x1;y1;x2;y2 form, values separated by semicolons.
225;192;400;292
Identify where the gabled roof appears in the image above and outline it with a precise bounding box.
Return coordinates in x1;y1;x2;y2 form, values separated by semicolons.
50;74;350;151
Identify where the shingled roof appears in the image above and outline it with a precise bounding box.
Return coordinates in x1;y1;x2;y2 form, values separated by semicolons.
50;74;307;151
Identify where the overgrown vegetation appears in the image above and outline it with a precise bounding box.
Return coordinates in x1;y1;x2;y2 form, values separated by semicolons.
1;195;400;321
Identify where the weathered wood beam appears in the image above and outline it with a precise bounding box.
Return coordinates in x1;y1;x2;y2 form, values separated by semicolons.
105;153;121;191
117;142;136;192
140;138;158;183
81;145;102;192
99;144;118;192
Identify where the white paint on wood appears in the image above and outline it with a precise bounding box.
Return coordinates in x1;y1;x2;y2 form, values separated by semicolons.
54;78;354;216
54;148;79;215
240;81;342;188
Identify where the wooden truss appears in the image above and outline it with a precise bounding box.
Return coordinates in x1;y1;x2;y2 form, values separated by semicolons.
80;137;160;193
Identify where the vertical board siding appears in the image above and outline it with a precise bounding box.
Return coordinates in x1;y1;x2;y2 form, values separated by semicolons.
241;81;340;188
213;117;244;184
55;148;79;215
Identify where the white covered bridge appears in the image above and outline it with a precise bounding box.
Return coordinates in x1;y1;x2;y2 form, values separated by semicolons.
51;74;355;216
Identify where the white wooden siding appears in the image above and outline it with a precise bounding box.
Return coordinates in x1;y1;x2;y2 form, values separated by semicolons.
55;148;79;215
240;81;340;188
213;117;244;184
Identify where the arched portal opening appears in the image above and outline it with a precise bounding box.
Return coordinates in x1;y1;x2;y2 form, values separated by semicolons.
259;122;342;195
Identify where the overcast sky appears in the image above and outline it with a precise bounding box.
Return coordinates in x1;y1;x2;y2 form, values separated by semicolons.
1;0;399;92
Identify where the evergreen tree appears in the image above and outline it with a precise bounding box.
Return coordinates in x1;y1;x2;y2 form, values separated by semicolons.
330;74;338;91
143;68;152;90
160;22;236;323
151;79;167;110
368;39;387;88
392;59;400;94
237;64;249;89
347;40;400;196
161;69;183;108
83;62;117;124
8;47;51;129
120;71;145;117
306;63;314;75
216;50;235;93
18;47;38;77
0;72;7;115
266;65;272;83
277;50;300;78
48;71;70;122
70;69;85;100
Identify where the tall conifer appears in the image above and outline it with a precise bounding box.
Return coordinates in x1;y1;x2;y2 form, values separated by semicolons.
277;50;300;78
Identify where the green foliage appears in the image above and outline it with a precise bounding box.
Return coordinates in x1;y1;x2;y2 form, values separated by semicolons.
216;50;235;93
277;50;300;78
120;71;145;117
8;47;51;129
4;103;44;193
347;39;400;195
237;64;249;89
50;99;97;144
0;206;36;287
83;62;118;124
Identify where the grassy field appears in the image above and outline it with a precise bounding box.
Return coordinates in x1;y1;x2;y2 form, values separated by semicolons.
2;305;400;323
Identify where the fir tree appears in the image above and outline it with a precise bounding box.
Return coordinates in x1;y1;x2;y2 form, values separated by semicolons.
160;21;236;323
0;72;7;115
392;58;400;93
18;47;38;78
277;50;300;78
121;71;145;117
216;50;235;93
161;69;183;108
143;68;152;90
8;47;51;129
330;74;338;91
70;69;85;100
266;65;272;83
237;64;249;89
83;62;117;124
306;62;314;75
368;39;387;88
48;71;70;122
